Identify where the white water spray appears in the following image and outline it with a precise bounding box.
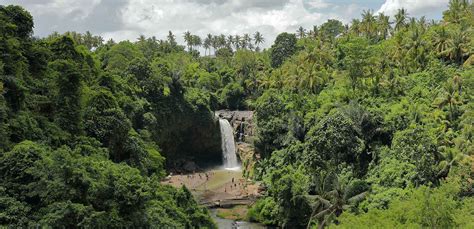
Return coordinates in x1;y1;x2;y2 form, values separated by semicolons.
219;118;239;170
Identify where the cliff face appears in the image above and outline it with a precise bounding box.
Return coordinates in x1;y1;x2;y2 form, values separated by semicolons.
215;110;258;177
215;110;254;143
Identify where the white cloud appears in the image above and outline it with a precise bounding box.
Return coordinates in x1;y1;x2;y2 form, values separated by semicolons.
3;0;450;48
377;0;448;17
28;0;102;20
106;0;328;48
304;0;332;10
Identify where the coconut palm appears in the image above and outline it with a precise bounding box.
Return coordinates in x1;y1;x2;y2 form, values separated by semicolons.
435;78;462;121
350;19;361;36
432;26;450;60
242;33;252;49
305;172;367;229
361;10;376;39
443;28;470;64
308;25;319;39
211;35;219;54
394;8;408;32
191;35;201;51
297;26;306;38
253;31;264;51
183;31;192;51
203;35;211;56
234;35;241;50
406;27;428;71
443;0;470;24
227;35;234;49
218;34;226;49
437;147;465;179
377;13;391;40
137;34;146;43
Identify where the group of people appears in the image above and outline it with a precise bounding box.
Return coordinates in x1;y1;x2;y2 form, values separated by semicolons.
224;177;246;196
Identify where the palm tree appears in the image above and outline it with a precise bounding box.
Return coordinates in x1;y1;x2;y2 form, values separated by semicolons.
253;31;264;51
242;33;252;50
310;25;319;39
443;0;470;24
361;10;376;39
394;8;408;32
443;28;470;64
406;27;428;72
435;79;462;121
305;172;367;229
408;17;417;30
137;34;146;43
83;31;94;50
432;26;450;61
211;35;219;54
377;13;391;40
227;35;234;49
205;34;213;55
218;34;226;49
94;35;104;48
167;31;177;47
418;16;428;32
437;147;465;179
350;19;361;36
234;35;241;50
299;64;325;94
297;26;306;38
183;31;192;51
203;35;211;56
192;35;202;52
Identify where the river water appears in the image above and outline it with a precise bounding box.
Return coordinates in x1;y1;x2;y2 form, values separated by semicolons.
210;209;266;229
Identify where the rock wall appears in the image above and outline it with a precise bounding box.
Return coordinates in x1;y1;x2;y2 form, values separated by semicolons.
215;110;255;144
215;110;259;177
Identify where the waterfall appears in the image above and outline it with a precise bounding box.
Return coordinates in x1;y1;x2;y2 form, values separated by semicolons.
219;118;239;169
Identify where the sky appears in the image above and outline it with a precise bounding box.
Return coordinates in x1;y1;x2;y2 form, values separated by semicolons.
2;0;450;48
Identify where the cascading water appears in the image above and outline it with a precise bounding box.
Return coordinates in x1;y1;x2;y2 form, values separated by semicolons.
219;118;239;170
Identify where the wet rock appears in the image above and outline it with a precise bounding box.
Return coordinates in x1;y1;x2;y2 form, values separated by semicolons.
215;110;254;144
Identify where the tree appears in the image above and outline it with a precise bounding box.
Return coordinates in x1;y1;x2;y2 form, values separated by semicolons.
377;13;391;40
191;34;202;51
339;37;371;90
167;31;177;47
432;26;450;61
304;110;365;171
443;0;471;24
443;27;470;64
435;78;462;121
270;32;297;68
253;31;264;51
350;19;361;36
297;26;306;38
183;31;192;51
51;60;83;136
394;8;408;32
320;19;345;38
306;173;368;229
204;34;212;55
0;5;34;39
361;10;376;40
335;181;472;228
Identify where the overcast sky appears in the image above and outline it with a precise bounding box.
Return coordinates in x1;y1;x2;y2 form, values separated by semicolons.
3;0;449;47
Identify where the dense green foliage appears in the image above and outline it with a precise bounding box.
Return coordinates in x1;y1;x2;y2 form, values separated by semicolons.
247;1;474;228
0;5;219;227
1;0;473;227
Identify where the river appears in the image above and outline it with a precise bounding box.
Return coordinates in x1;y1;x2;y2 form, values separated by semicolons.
210;209;266;229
